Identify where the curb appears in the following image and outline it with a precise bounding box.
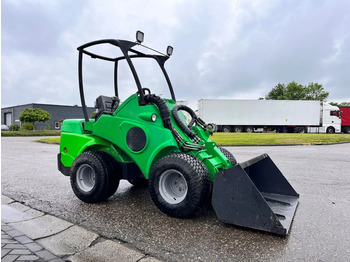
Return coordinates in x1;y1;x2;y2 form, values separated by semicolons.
1;195;162;262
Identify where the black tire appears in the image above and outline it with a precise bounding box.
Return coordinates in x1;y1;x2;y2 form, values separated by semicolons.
207;123;217;132
294;127;307;133
343;127;350;134
100;152;121;198
233;126;243;133
149;153;210;218
327;126;335;133
222;126;231;133
218;146;237;165
70;151;120;203
245;126;254;133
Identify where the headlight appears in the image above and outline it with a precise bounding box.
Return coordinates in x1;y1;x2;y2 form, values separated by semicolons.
151;114;157;122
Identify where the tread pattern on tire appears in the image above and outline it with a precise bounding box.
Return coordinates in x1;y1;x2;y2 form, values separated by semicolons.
218;146;237;165
99;151;120;198
149;153;210;218
70;151;120;203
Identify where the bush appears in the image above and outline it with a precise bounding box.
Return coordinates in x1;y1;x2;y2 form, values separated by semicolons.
1;130;60;137
9;124;20;131
21;122;34;131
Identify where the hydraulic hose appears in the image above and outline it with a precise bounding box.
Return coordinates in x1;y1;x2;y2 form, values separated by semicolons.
144;94;173;130
144;94;203;150
171;105;198;140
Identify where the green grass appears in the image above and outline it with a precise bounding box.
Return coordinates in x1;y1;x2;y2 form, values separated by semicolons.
32;132;350;146
35;137;60;144
211;132;350;145
1;130;61;137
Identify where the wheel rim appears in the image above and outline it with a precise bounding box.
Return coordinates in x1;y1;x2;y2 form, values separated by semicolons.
76;164;96;192
159;169;188;204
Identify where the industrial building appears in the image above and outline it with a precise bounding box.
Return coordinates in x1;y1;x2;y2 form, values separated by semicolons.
1;103;95;130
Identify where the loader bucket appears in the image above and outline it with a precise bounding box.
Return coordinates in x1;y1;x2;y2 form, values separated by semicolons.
212;153;299;236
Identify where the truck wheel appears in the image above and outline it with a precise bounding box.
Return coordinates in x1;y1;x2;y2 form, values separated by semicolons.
149;153;210;218
326;127;335;133
294;127;307;133
233;126;243;133
343;127;350;134
218;146;237;165
70;151;120;203
245;126;254;133
207;123;217;132
222;126;231;132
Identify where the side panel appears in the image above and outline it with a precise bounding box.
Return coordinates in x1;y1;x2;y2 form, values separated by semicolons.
321;103;341;132
339;106;350;126
91;95;179;178
198;99;321;126
59;132;131;168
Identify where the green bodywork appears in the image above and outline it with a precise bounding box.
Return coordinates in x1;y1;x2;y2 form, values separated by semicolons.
59;94;232;180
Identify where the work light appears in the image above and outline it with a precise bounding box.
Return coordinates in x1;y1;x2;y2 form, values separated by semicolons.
167;46;173;56
136;31;144;44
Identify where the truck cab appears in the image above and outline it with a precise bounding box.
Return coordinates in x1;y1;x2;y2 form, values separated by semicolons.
319;103;341;133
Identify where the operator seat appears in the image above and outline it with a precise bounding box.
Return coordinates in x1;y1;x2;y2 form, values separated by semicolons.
95;95;120;120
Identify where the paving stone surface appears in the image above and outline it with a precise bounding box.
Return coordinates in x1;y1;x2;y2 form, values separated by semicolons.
10;215;73;240
37;225;99;256
1;221;64;262
2;196;162;262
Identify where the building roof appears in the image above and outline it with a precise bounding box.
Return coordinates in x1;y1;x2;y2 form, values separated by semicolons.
1;103;95;110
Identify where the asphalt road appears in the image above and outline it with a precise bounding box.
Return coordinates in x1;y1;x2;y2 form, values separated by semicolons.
2;137;350;261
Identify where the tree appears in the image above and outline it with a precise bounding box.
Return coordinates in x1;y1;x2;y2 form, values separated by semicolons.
284;81;305;100
19;108;51;130
265;83;285;100
265;81;329;101
304;82;329;101
329;101;350;106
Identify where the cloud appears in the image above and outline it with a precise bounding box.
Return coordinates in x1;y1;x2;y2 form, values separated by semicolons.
2;0;350;109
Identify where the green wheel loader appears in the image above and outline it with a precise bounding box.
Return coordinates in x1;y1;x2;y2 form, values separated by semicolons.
58;31;299;236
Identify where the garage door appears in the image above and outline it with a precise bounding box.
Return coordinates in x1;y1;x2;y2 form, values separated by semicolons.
5;113;12;125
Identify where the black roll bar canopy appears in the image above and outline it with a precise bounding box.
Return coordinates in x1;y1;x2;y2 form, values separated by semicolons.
77;33;175;122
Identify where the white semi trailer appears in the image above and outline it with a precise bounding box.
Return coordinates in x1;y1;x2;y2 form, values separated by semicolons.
197;99;341;133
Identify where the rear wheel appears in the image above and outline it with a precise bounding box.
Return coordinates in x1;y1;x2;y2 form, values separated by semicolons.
233;126;243;133
294;127;307;133
245;126;254;133
149;153;210;218
222;126;231;132
70;151;120;203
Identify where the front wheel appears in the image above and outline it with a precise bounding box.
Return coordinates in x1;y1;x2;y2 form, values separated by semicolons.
326;126;335;133
218;146;237;165
149;153;210;218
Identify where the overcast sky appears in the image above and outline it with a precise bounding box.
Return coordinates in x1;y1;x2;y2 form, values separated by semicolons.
2;0;350;109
